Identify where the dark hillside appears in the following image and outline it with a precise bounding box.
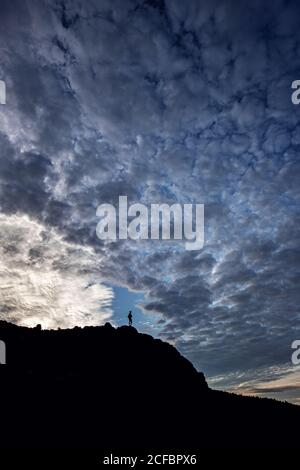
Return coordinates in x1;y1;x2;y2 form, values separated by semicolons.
0;321;299;449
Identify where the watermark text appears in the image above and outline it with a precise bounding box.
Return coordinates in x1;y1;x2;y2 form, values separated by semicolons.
0;340;6;364
0;80;6;104
96;196;204;251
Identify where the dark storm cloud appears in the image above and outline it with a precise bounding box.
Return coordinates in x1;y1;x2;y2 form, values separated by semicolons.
0;132;53;214
0;0;300;396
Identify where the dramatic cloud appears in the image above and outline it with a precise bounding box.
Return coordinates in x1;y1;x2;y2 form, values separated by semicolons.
211;365;300;406
0;0;300;402
0;213;113;328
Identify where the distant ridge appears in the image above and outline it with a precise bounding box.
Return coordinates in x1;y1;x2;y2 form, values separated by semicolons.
0;320;299;449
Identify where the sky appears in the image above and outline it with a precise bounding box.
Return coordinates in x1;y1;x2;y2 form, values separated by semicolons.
0;0;300;404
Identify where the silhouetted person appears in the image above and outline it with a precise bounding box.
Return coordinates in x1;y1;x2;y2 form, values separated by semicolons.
128;311;133;326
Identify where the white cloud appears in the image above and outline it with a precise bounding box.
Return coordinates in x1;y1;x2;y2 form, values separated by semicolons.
0;213;113;328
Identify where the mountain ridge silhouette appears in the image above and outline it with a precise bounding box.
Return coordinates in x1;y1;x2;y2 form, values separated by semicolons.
0;320;299;449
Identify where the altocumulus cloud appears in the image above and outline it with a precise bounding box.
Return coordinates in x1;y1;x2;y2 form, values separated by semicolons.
0;214;113;329
0;0;300;402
